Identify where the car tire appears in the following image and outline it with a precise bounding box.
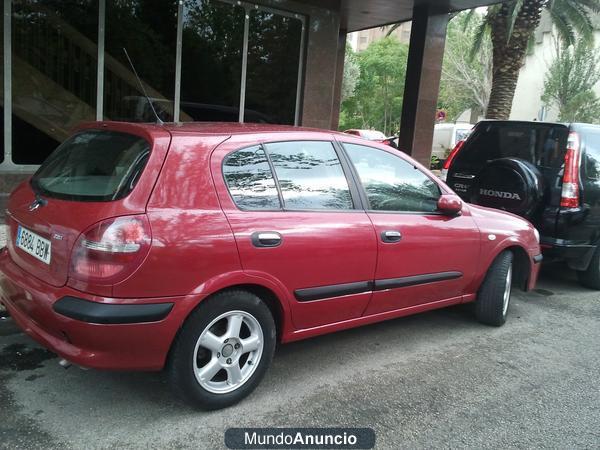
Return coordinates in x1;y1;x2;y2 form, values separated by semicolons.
475;251;514;326
167;290;276;410
576;246;600;290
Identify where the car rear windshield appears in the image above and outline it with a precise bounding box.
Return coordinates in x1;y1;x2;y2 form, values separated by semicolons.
454;122;569;169
31;130;151;202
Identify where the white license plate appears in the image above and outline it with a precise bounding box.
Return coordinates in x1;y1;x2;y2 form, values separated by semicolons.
16;225;52;265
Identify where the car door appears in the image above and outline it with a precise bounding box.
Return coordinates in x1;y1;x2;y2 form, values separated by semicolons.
212;135;378;330
340;141;481;315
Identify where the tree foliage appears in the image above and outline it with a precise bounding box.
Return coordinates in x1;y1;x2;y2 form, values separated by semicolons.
438;11;492;121
471;0;600;119
542;39;600;123
341;46;360;102
339;37;408;134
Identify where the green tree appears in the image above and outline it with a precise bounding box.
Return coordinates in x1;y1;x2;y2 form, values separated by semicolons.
342;46;360;102
542;39;600;123
339;37;408;134
438;11;492;121
469;0;600;120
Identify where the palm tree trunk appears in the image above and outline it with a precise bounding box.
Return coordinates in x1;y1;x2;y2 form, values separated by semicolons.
486;0;546;119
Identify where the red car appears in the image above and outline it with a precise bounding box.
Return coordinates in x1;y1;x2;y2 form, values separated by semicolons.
0;122;541;410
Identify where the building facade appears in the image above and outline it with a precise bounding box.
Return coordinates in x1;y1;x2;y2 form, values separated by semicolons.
348;22;413;51
510;12;600;121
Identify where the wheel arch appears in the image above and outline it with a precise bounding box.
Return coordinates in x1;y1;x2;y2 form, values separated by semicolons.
504;245;531;291
469;241;532;294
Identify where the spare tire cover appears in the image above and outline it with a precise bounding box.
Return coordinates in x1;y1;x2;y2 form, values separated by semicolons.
470;157;545;219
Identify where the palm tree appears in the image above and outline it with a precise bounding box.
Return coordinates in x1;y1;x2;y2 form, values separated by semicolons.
470;0;600;119
386;0;600;120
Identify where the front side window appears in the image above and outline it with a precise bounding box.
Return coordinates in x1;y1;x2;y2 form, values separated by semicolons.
265;141;353;210
31;131;150;201
344;143;440;213
223;146;281;210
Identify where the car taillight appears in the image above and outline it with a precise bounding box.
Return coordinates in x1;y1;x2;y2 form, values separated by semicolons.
440;140;465;181
69;215;151;284
560;132;581;208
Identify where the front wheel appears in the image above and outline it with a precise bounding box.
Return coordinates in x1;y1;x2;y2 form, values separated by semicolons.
167;290;276;410
475;251;514;326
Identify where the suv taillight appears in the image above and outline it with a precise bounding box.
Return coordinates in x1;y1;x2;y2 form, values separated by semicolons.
440;140;465;181
69;215;151;284
560;132;581;208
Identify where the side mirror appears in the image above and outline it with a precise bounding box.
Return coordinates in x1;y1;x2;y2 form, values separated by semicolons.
437;194;463;216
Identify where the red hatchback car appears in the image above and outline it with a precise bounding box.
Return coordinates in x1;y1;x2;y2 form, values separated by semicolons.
0;122;541;409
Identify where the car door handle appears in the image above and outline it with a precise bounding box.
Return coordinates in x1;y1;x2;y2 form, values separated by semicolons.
454;172;476;179
381;230;402;243
251;231;282;248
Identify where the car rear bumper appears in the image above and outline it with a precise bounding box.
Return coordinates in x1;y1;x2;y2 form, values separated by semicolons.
0;249;201;370
540;238;595;271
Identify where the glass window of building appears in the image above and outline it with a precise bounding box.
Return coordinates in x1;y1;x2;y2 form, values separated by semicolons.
180;0;245;122
104;0;177;122
245;11;302;124
1;14;4;164
11;0;98;164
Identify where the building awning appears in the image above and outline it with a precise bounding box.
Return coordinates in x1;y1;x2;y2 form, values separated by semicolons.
339;0;504;31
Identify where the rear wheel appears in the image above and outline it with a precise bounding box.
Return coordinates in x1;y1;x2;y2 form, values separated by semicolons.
167;290;276;410
475;251;514;326
577;246;600;290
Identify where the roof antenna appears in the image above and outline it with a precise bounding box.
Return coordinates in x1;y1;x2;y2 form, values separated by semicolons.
122;47;164;125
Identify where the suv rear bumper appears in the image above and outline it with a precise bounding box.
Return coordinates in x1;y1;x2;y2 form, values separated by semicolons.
540;238;595;271
0;250;201;370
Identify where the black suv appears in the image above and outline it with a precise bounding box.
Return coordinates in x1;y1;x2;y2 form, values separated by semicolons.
443;120;600;289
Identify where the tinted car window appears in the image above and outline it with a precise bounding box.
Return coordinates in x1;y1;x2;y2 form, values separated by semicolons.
583;129;600;180
31;130;150;202
223;146;281;210
344;144;440;212
265;141;353;210
453;122;568;169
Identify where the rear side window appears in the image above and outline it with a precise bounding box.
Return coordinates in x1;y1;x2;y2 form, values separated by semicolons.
344;143;441;213
223;146;281;210
583;129;600;180
31;130;150;201
454;123;568;169
265;141;353;210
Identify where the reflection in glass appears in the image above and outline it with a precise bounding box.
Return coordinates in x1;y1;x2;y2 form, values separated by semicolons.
1;16;3;164
223;146;281;210
180;0;244;122
345;144;440;212
104;0;177;122
584;130;600;180
266;141;353;210
246;11;302;124
11;0;98;164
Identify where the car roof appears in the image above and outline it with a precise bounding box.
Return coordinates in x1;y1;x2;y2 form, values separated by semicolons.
79;121;346;137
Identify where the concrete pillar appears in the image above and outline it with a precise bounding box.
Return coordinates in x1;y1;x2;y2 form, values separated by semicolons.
398;5;449;167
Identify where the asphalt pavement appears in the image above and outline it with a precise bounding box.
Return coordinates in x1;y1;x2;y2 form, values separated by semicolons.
0;228;599;448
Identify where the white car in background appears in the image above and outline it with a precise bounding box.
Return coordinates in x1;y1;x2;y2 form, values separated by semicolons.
432;122;473;163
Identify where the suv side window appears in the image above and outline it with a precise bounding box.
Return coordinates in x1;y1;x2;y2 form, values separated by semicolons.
344;143;441;213
265;141;353;210
223;146;281;210
583;129;600;180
